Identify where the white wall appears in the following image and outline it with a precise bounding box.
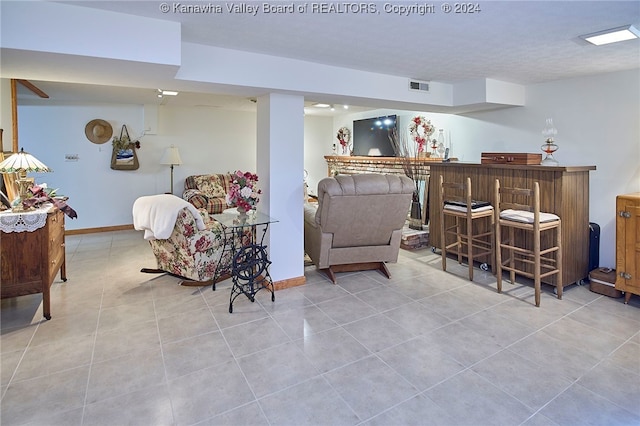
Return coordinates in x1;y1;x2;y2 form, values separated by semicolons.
303;114;334;194
317;69;640;268
18;104;256;230
154;106;257;189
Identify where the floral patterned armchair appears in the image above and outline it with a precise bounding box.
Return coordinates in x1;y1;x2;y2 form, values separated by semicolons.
148;207;232;285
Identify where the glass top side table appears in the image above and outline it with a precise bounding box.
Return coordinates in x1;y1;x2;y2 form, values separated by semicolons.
211;210;279;313
213;210;277;229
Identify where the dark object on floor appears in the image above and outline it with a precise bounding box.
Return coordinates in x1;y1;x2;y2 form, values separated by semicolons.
589;222;600;272
588;267;623;298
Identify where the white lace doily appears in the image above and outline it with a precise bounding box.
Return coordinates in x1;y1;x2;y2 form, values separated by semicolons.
0;204;53;233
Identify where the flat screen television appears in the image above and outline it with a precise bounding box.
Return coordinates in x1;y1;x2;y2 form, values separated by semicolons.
352;115;398;156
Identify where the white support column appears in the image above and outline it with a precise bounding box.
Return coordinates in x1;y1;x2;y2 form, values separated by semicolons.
256;93;305;283
0;79;15;151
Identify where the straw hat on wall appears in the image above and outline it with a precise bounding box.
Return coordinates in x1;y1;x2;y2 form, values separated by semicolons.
85;119;113;144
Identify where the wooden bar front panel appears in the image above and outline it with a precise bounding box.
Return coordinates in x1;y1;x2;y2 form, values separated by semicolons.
429;163;595;288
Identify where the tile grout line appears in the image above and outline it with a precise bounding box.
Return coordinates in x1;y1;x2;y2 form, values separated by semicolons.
1;321;41;400
152;282;180;426
79;241;108;426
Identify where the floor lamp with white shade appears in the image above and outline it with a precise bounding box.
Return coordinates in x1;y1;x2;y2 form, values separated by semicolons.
160;145;183;194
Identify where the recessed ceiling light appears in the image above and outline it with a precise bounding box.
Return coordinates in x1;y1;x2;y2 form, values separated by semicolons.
312;103;330;108
161;90;179;96
581;24;640;46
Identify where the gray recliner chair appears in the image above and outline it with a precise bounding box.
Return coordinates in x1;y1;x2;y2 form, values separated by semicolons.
304;174;414;283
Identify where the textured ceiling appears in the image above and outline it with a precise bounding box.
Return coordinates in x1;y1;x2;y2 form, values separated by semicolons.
62;0;640;85
14;1;640;110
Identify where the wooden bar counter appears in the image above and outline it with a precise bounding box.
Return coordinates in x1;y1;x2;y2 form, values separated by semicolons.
428;162;596;288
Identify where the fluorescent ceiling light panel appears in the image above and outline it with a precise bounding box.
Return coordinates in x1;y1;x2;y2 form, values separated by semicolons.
313;103;330;108
582;24;640;45
161;90;179;96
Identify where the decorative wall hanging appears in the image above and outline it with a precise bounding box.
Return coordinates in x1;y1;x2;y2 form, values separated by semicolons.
409;116;435;156
85;119;113;144
336;127;351;155
110;125;140;170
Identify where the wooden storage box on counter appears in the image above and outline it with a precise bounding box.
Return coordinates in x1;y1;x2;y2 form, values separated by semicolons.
481;152;542;165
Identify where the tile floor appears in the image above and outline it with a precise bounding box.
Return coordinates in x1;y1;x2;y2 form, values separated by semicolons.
1;230;639;426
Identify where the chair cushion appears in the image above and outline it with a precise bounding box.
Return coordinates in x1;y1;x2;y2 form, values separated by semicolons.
193;175;226;198
500;209;559;223
444;200;491;209
444;204;493;213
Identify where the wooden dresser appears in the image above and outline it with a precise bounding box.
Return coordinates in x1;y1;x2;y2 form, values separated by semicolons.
428;162;596;289
1;207;66;320
615;193;640;303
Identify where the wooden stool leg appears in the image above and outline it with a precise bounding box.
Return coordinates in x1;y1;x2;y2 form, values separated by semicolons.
496;220;503;293
556;221;563;300
441;214;447;272
456;218;463;264
534;228;541;307
490;215;496;275
467;215;474;280
508;227;516;284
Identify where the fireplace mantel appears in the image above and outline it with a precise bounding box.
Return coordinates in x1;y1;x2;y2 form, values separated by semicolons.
323;155;444;177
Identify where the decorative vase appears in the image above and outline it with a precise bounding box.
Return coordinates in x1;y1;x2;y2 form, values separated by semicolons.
409;200;423;230
236;206;248;220
437;129;446;158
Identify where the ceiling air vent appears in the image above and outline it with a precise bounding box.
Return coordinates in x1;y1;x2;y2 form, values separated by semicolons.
409;79;430;92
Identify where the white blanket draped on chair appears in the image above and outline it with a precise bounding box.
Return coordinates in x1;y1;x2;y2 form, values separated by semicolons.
133;194;206;240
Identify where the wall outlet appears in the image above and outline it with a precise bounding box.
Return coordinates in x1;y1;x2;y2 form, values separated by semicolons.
65;154;79;161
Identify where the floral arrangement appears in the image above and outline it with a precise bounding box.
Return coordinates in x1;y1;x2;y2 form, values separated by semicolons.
225;171;262;211
22;183;78;218
336;127;351;154
409;116;435;153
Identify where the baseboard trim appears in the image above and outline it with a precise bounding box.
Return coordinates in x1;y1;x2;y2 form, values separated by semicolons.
273;275;306;291
66;224;135;235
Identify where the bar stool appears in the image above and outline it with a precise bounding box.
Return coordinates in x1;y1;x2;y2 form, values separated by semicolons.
494;179;562;307
439;175;494;280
